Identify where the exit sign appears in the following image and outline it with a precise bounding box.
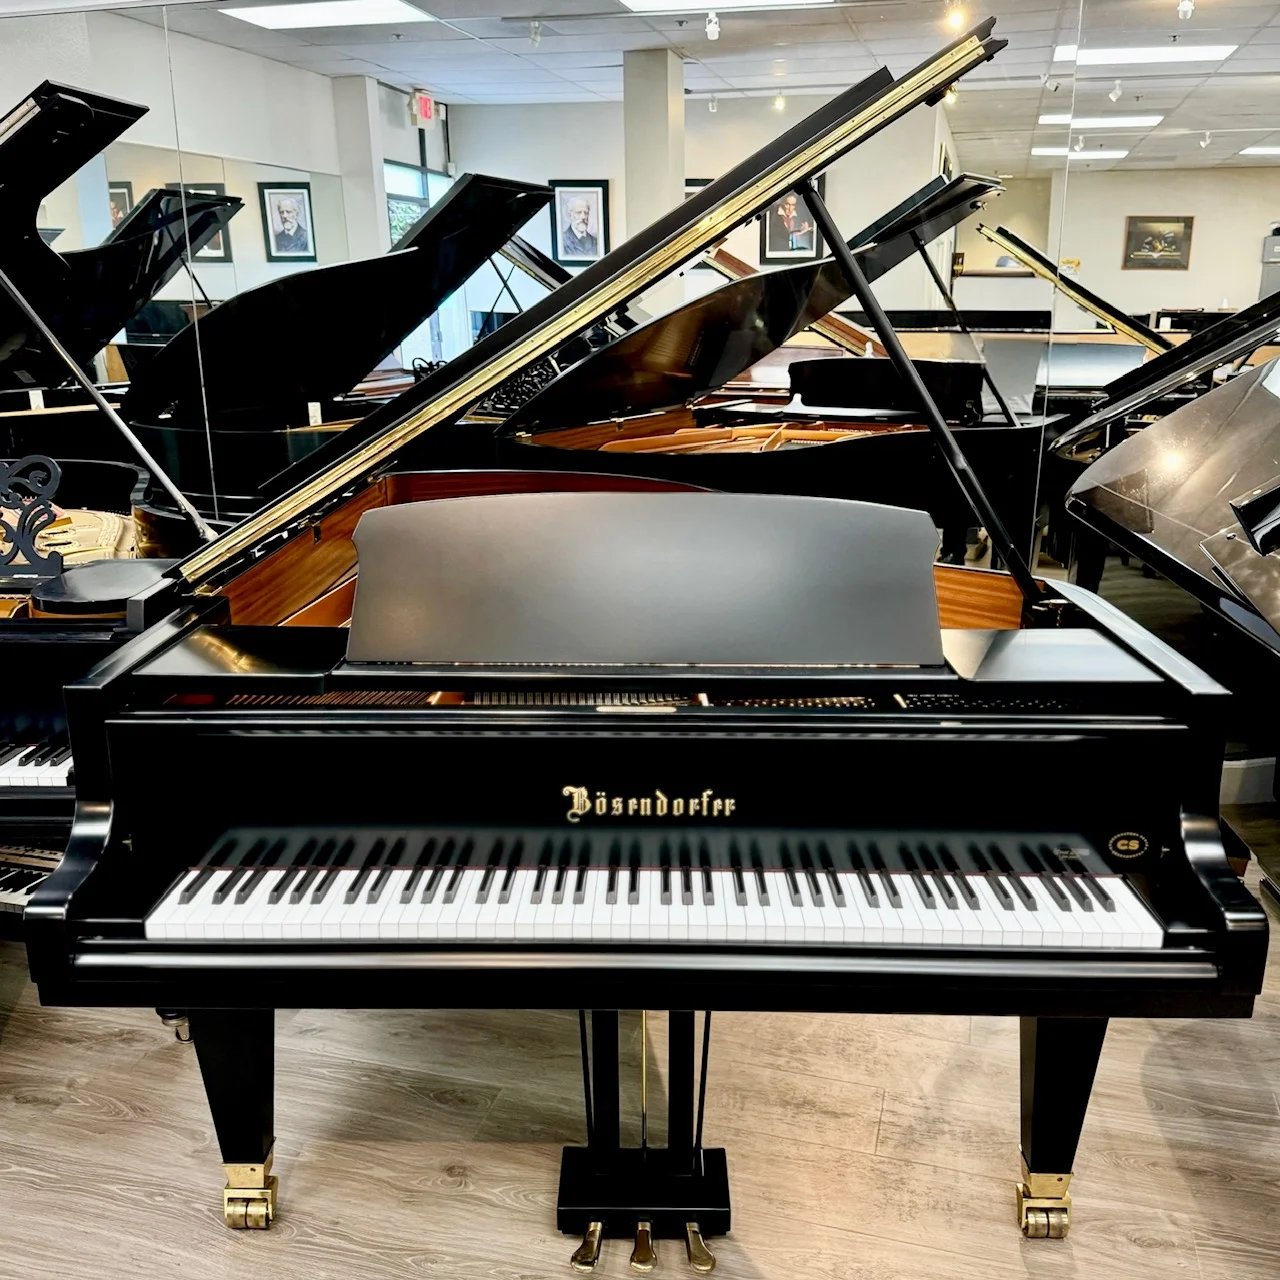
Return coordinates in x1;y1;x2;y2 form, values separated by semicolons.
411;91;434;125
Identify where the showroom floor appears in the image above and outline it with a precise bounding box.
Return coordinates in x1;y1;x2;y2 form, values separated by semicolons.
1;864;1277;1280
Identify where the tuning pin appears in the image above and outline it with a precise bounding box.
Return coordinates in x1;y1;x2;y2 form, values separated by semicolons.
685;1222;716;1274
630;1220;657;1273
570;1221;603;1273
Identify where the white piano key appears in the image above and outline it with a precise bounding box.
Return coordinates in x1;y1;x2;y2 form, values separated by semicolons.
474;870;507;940
146;873;199;940
508;870;538;942
705;874;731;942
239;870;288;940
966;876;1012;947
182;871;233;940
551;871;580;941
667;868;691;942
886;876;924;945
1108;879;1164;949
812;877;846;944
314;871;361;939
687;870;709;941
776;874;812;944
531;870;560;940
361;869;411;939
641;868;665;943
756;872;786;943
1021;879;1067;947
932;875;967;947
584;870;610;942
451;870;487;940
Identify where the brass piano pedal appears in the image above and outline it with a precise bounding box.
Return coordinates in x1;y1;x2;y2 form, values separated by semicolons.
685;1222;717;1273
222;1151;278;1229
570;1221;603;1273
630;1220;657;1273
1016;1166;1072;1240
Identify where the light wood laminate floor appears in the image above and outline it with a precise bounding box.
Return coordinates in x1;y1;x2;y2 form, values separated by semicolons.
1;876;1277;1280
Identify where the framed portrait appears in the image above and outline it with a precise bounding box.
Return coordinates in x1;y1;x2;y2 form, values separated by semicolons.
1123;216;1193;271
108;181;133;230
258;182;317;263
550;179;609;267
167;182;232;262
759;175;825;265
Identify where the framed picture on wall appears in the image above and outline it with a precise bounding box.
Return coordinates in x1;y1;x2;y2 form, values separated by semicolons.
258;182;317;263
107;181;133;230
549;179;609;267
759;175;825;265
166;182;232;263
1123;215;1193;270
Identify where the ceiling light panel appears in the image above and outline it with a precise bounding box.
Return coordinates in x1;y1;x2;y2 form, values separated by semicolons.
1053;44;1237;65
620;0;833;10
1032;147;1129;159
1241;147;1280;156
1037;115;1164;128
220;0;434;29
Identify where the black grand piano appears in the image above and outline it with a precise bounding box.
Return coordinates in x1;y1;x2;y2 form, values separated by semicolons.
0;81;240;431
26;19;1266;1272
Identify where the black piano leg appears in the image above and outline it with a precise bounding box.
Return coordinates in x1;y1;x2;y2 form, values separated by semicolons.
559;1010;729;1273
1017;1015;1107;1240
188;1008;277;1229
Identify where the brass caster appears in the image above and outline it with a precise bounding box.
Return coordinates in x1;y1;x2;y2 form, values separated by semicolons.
159;1012;190;1043
685;1222;717;1273
630;1220;657;1274
1022;1206;1069;1240
571;1221;603;1273
1016;1167;1072;1240
222;1150;278;1230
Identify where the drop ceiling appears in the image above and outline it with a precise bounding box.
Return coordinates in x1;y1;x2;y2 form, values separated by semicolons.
118;0;1280;176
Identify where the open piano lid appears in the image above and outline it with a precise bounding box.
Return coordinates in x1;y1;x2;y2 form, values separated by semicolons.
976;224;1172;354
498;172;1001;432
120;173;553;427
0;83;239;390
175;18;1007;594
1067;357;1280;651
1050;286;1280;456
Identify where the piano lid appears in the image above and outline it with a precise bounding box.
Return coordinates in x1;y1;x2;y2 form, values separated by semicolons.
1050;287;1280;456
1067;357;1280;649
348;492;945;667
499;173;1000;432
121;173;552;427
177;18;1007;590
976;224;1172;354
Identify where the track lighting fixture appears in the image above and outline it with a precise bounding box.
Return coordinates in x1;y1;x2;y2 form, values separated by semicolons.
709;94;718;113
1200;130;1211;148
529;19;540;46
943;85;958;106
944;1;966;32
706;10;719;39
773;92;785;110
1177;0;1194;19
1109;79;1122;101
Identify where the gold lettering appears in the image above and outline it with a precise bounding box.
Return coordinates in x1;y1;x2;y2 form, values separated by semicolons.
725;798;736;817
595;792;607;816
690;798;700;816
656;790;667;816
640;798;651;816
713;798;724;816
628;798;639;816
564;786;591;824
673;798;685;816
611;797;623;815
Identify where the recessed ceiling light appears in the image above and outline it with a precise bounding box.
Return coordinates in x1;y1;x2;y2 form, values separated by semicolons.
220;0;434;29
1037;114;1163;128
1053;43;1236;65
1241;147;1280;156
1033;147;1129;159
621;0;833;10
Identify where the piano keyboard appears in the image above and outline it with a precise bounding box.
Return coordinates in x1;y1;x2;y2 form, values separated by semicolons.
145;828;1166;949
0;739;73;788
0;847;60;913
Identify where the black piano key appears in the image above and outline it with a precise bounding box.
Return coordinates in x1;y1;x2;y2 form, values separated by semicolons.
477;838;505;905
311;867;343;904
16;742;46;766
778;844;802;907
749;840;769;905
48;743;73;765
236;839;289;904
797;842;823;906
361;836;406;903
552;839;573;904
1042;876;1072;910
910;873;936;910
1040;845;1093;910
986;873;1016;910
604;838;621;905
532;837;554;904
930;872;958;909
422;838;458;904
660;863;672;906
573;840;591;904
497;838;524;904
968;842;992;873
1083;875;1117;911
990;844;1037;910
916;842;940;872
214;839;269;903
680;864;694;906
844;841;878;906
1020;843;1070;908
443;861;468;904
952;872;981;909
181;836;239;903
0;743;24;766
291;838;337;903
346;837;388;904
728;840;747;905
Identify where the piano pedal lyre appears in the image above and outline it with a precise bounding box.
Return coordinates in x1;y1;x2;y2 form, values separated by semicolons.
570;1221;603;1273
684;1221;717;1273
223;1149;278;1229
1016;1163;1071;1240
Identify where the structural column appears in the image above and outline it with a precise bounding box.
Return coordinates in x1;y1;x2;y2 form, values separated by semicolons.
623;48;684;308
333;75;391;260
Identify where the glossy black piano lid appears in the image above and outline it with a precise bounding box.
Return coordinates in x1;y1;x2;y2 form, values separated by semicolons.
1050;285;1280;455
1067;356;1280;651
120;173;552;428
498;174;1000;431
255;24;1005;507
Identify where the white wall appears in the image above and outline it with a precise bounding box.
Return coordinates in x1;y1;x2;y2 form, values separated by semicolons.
956;178;1050;271
1053;167;1277;314
450;93;956;318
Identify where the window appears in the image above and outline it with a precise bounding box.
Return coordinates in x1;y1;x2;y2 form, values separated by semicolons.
384;160;429;246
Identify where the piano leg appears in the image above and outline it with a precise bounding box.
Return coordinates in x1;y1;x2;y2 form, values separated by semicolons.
1017;1015;1108;1240
188;1008;278;1229
559;1010;729;1271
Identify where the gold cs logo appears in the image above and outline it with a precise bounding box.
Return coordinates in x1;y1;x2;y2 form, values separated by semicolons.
1108;832;1149;858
